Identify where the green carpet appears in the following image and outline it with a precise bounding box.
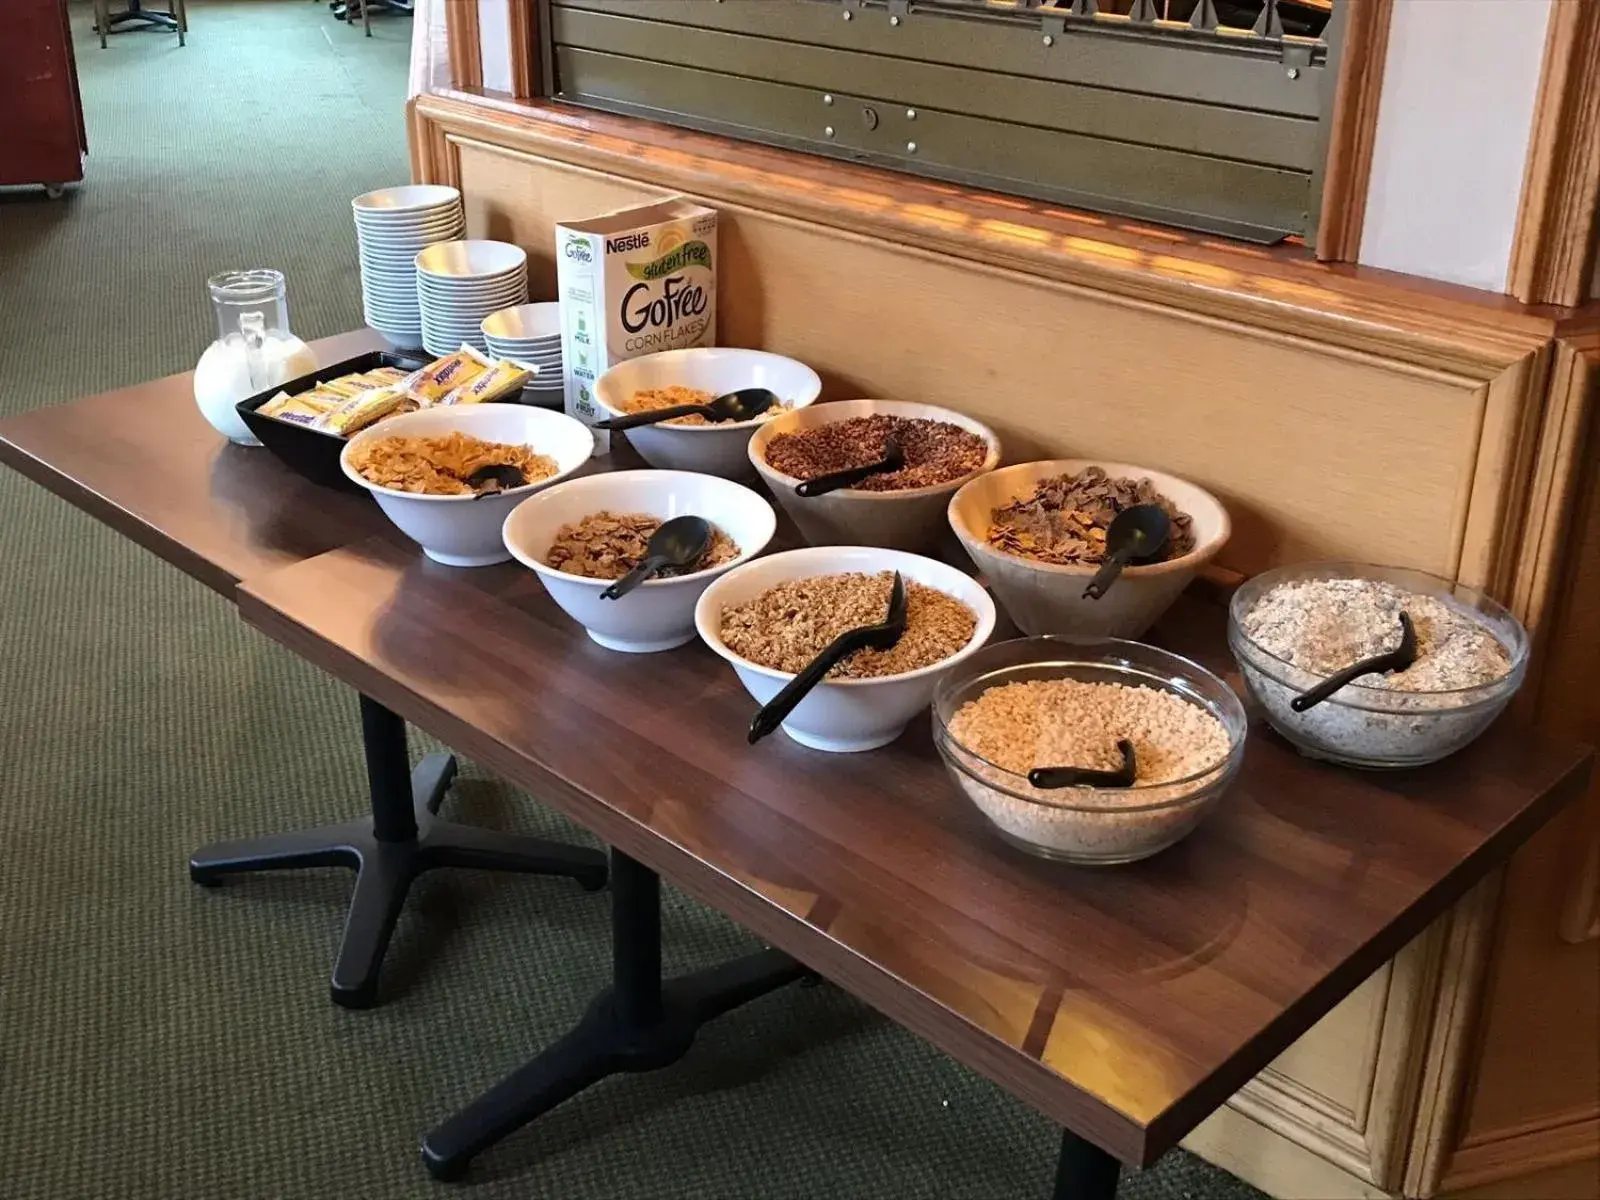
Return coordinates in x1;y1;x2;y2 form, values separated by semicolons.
0;6;1267;1197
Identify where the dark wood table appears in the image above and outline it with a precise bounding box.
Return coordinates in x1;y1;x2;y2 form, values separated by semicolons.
237;535;1591;1193
0;336;606;1009
3;338;1591;1196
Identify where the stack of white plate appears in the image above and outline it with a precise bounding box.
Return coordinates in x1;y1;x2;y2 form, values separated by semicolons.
482;302;564;404
353;184;464;351
416;240;528;357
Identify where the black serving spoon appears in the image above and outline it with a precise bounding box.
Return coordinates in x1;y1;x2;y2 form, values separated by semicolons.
794;436;905;498
748;571;907;744
465;463;529;498
1028;739;1139;789
599;515;713;601
1081;504;1172;601
1290;611;1417;713
596;388;778;431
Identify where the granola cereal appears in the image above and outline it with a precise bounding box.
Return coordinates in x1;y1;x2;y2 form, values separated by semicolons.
719;571;977;679
545;510;740;580
986;467;1194;566
348;432;558;496
763;414;989;492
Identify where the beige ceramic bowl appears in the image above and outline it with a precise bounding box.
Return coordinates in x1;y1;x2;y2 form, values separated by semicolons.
947;459;1230;638
747;399;1001;552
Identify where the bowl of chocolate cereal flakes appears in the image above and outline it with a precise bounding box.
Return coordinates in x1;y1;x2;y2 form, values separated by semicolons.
593;348;822;479
502;469;777;653
934;637;1247;865
748;399;1001;552
948;460;1229;638
1228;563;1527;769
342;403;596;567
695;546;997;752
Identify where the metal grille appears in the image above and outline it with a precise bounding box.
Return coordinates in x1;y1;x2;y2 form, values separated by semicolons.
540;0;1342;244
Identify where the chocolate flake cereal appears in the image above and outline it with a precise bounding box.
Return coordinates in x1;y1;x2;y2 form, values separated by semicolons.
719;570;977;679
545;511;740;580
987;466;1194;566
348;432;558;496
764;414;988;492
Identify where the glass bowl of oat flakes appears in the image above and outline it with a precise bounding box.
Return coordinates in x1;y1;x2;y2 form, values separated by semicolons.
1228;563;1527;769
933;637;1247;865
695;546;997;752
503;469;777;653
948;459;1230;639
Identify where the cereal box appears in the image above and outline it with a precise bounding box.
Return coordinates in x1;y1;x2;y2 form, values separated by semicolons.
555;198;718;452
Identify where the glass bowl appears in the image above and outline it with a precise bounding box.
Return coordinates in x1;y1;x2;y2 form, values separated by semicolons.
1227;562;1529;770
931;637;1248;866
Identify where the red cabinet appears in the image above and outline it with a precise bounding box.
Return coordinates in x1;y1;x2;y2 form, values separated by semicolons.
0;0;86;192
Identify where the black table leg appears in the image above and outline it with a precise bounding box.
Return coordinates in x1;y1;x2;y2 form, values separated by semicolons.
1053;1129;1122;1200
189;694;607;1010
420;847;811;1181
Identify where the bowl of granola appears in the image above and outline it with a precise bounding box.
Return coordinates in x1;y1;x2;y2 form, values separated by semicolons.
948;460;1229;638
748;399;1001;552
592;348;822;478
341;403;595;567
694;546;997;752
502;469;777;652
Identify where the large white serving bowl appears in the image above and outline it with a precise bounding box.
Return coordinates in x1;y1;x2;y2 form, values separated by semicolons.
352;184;461;214
748;399;1001;553
503;470;777;653
593;348;823;478
695;546;997;752
948;459;1230;638
341;404;594;568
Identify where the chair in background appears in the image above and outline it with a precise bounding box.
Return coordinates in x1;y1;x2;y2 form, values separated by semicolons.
94;0;187;48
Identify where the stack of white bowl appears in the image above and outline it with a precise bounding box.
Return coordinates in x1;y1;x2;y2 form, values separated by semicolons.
352;185;465;351
482;302;564;405
415;240;528;357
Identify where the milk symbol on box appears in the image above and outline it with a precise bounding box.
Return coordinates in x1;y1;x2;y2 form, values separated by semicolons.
556;198;718;453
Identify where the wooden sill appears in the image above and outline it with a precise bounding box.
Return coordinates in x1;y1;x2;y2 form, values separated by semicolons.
412;89;1595;377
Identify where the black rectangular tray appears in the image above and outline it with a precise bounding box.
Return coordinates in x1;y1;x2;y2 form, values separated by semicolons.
236;350;429;491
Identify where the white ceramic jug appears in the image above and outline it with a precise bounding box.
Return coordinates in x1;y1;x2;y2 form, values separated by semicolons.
194;269;317;445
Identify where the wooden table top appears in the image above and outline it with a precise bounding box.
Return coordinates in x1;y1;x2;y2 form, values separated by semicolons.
237;536;1592;1166
0;330;392;597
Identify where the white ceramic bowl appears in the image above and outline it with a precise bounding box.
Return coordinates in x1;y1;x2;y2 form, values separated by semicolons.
415;240;528;280
748;399;1001;553
948;459;1230;639
341;404;595;567
483;303;562;341
352;184;461;215
593;348;822;478
503;470;777;653
695;546;997;753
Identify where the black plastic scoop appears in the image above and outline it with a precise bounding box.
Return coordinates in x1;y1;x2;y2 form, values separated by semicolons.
748;571;907;744
465;463;528;498
1028;739;1139;789
599;515;713;601
795;436;905;498
1290;610;1417;713
595;388;778;431
1081;504;1172;601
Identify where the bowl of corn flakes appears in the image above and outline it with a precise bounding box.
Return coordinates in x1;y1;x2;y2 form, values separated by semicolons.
341;403;594;567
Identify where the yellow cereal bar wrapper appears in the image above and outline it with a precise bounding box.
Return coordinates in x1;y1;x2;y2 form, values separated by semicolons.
403;345;495;404
269;398;334;427
316;385;409;436
437;358;532;406
258;390;294;417
318;375;370;399
365;366;410;383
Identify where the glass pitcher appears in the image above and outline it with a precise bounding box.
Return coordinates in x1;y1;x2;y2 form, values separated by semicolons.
193;269;318;444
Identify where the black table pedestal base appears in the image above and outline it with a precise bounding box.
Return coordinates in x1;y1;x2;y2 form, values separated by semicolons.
420;848;810;1181
1053;1129;1122;1199
189;695;607;1010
